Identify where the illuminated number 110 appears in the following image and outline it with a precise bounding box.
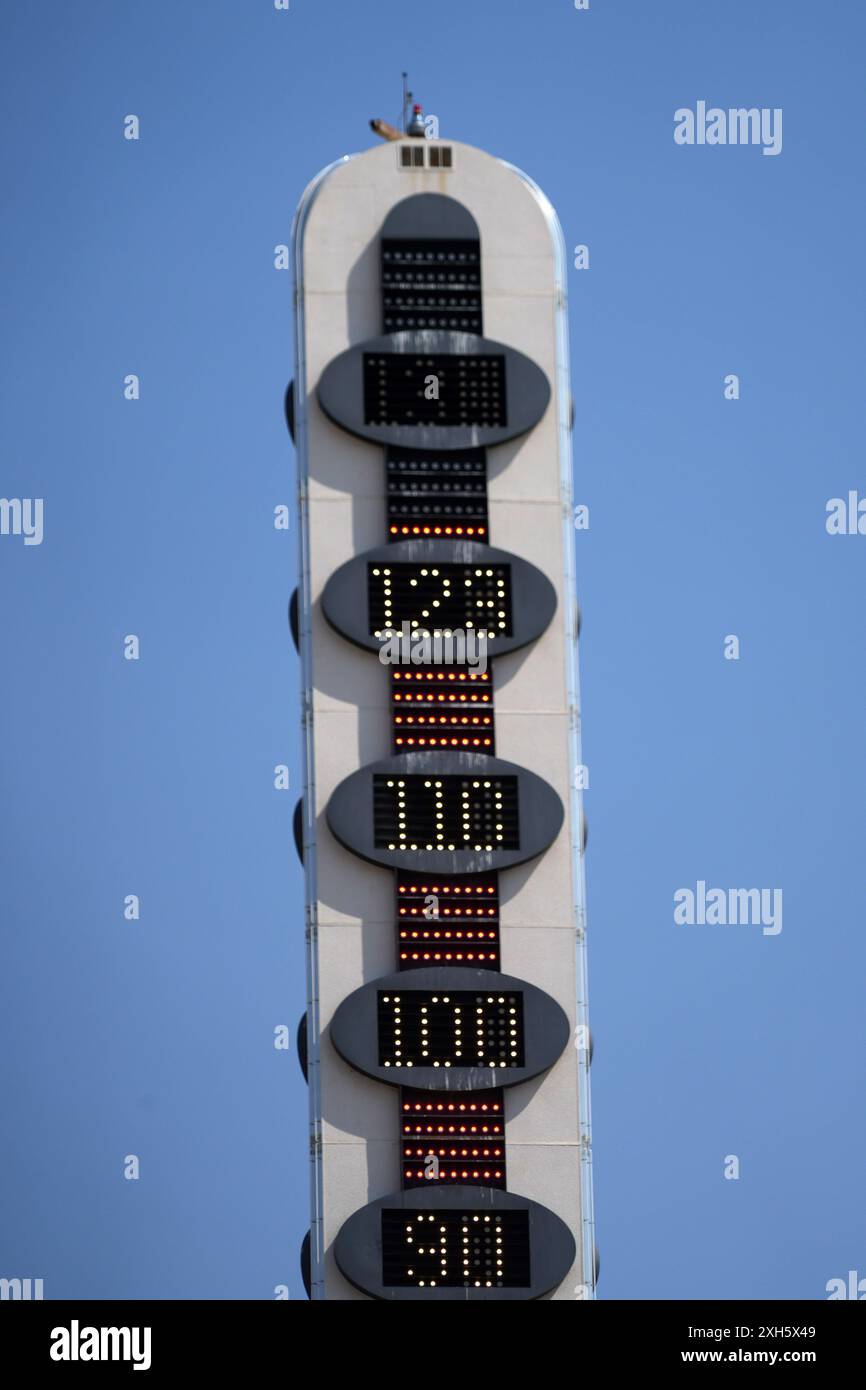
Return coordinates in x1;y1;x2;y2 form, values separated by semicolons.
382;778;507;852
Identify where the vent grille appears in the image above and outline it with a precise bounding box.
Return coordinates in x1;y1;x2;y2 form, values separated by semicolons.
399;145;426;168
398;145;454;171
382;239;481;334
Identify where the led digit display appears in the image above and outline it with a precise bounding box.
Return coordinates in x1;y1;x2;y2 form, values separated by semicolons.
328;752;562;875
381;1209;529;1289
363;353;507;429
317;331;550;451
369;562;512;641
373;774;519;852
334;1187;577;1301
322;540;556;660
378;989;524;1070
329;966;570;1092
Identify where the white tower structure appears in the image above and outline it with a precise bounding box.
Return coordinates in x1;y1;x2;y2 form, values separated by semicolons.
290;122;595;1301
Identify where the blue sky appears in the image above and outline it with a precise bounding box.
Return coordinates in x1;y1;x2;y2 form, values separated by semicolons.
1;0;864;1300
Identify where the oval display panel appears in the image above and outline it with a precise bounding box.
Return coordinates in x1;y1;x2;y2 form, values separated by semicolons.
321;539;556;660
329;965;570;1092
317;330;550;450
326;750;563;875
334;1185;576;1301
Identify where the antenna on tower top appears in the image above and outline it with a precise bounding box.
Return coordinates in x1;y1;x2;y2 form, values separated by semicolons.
401;72;411;133
369;73;426;143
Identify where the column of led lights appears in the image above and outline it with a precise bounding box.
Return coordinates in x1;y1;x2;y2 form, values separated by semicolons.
381;227;507;1192
320;192;576;1299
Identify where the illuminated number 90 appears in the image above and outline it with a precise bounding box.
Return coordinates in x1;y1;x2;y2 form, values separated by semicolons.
401;1213;506;1288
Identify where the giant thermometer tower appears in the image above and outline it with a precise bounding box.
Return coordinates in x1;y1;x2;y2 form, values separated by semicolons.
289;114;595;1301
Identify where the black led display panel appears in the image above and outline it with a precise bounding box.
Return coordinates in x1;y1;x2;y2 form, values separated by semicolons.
386;446;488;539
401;1089;505;1136
372;773;519;853
334;1187;577;1301
329;966;570;1092
381;240;482;335
322;540;556;661
368;561;512;639
328;751;562;875
400;1087;506;1189
391;666;495;754
378;988;524;1070
316;330;550;451
396;869;500;967
381;1209;529;1288
364;353;506;429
